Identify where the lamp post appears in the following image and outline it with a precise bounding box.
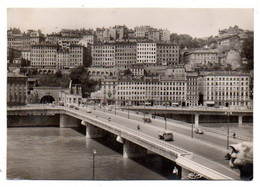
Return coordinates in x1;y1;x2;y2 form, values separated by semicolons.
114;100;117;115
225;109;232;150
164;101;167;130
191;112;194;139
143;103;145;124
92;149;96;180
128;103;130;119
94;101;96;110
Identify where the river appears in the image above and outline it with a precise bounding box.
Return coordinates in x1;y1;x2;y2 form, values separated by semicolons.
7;127;175;180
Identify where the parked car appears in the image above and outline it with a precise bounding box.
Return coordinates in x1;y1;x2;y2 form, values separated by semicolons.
86;108;92;113
143;117;152;123
108;106;113;111
158;130;174;141
194;128;204;134
74;106;79;110
69;105;74;109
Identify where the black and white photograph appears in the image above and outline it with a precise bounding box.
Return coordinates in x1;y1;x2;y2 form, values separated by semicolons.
1;0;259;185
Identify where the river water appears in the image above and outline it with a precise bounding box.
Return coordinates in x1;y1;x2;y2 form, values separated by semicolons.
7;127;173;180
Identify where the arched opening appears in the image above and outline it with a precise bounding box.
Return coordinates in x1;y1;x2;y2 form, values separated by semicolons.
40;95;55;103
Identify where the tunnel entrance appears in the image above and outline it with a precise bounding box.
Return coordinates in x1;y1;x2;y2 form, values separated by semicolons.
40;95;55;103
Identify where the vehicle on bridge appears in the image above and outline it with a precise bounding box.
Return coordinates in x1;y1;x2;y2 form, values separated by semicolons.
86;108;92;113
69;105;74;109
194;128;204;134
143;117;152;123
74;106;79;110
158;130;174;141
188;173;203;180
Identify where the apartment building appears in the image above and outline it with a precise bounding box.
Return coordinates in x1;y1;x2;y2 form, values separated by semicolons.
115;42;137;69
136;42;157;64
92;43;115;68
186;72;199;106
156;43;180;66
189;49;219;66
8;29;44;50
7;73;28;106
31;42;90;69
203;71;251;108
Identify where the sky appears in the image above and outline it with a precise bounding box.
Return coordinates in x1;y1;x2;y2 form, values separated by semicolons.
7;8;254;38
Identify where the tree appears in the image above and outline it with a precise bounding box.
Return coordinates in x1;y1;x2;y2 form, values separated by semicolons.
242;36;254;70
21;58;31;67
20;67;27;75
69;66;98;98
124;68;132;75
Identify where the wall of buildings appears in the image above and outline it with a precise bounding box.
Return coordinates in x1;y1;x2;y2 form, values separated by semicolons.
7;73;28;106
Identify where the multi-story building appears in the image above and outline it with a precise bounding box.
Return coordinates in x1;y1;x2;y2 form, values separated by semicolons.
31;42;91;70
101;78;118;104
156;43;180;66
115;42;137;69
31;44;57;69
136;42;157;64
203;71;251;108
7;29;44;51
79;34;97;46
115;75;187;106
189;49;219;66
160;29;171;42
21;50;31;61
134;26;151;38
92;43;115;68
109;25;128;40
7;73;28;106
186;72;199;106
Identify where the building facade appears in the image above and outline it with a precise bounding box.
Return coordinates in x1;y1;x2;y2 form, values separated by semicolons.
203;72;251;108
189;49;219;66
31;43;90;69
136;42;157;64
7;73;28;106
156;43;180;66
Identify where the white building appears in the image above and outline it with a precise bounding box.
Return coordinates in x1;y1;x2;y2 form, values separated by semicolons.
203;71;251;108
136;42;157;64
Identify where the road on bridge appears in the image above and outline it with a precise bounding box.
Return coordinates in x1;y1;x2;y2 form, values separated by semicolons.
72;105;241;179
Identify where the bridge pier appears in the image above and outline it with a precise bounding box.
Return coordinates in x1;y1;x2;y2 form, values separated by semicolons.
238;115;243;127
123;140;147;159
86;123;106;139
195;113;199;127
60;114;80;128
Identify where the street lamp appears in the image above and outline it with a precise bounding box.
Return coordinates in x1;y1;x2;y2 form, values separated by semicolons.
128;103;130;119
93;149;96;180
225;110;232;150
164;114;167;130
191;112;194;139
114;100;117;115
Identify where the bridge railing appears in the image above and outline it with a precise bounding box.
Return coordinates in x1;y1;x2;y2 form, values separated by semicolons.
66;107;191;157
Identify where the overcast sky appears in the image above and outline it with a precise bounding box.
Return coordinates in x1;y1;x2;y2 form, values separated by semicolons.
7;8;254;38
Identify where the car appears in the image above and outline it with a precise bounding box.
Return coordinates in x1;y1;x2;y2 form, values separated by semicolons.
74;106;79;110
194;128;204;134
69;105;74;108
108;106;113;111
188;173;203;180
143;117;152;123
86;108;92;113
158;130;174;141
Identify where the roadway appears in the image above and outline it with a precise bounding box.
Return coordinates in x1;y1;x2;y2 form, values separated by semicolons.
70;105;241;179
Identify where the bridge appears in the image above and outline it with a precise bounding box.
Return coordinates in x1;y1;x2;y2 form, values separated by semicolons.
122;106;253;127
7;105;244;180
